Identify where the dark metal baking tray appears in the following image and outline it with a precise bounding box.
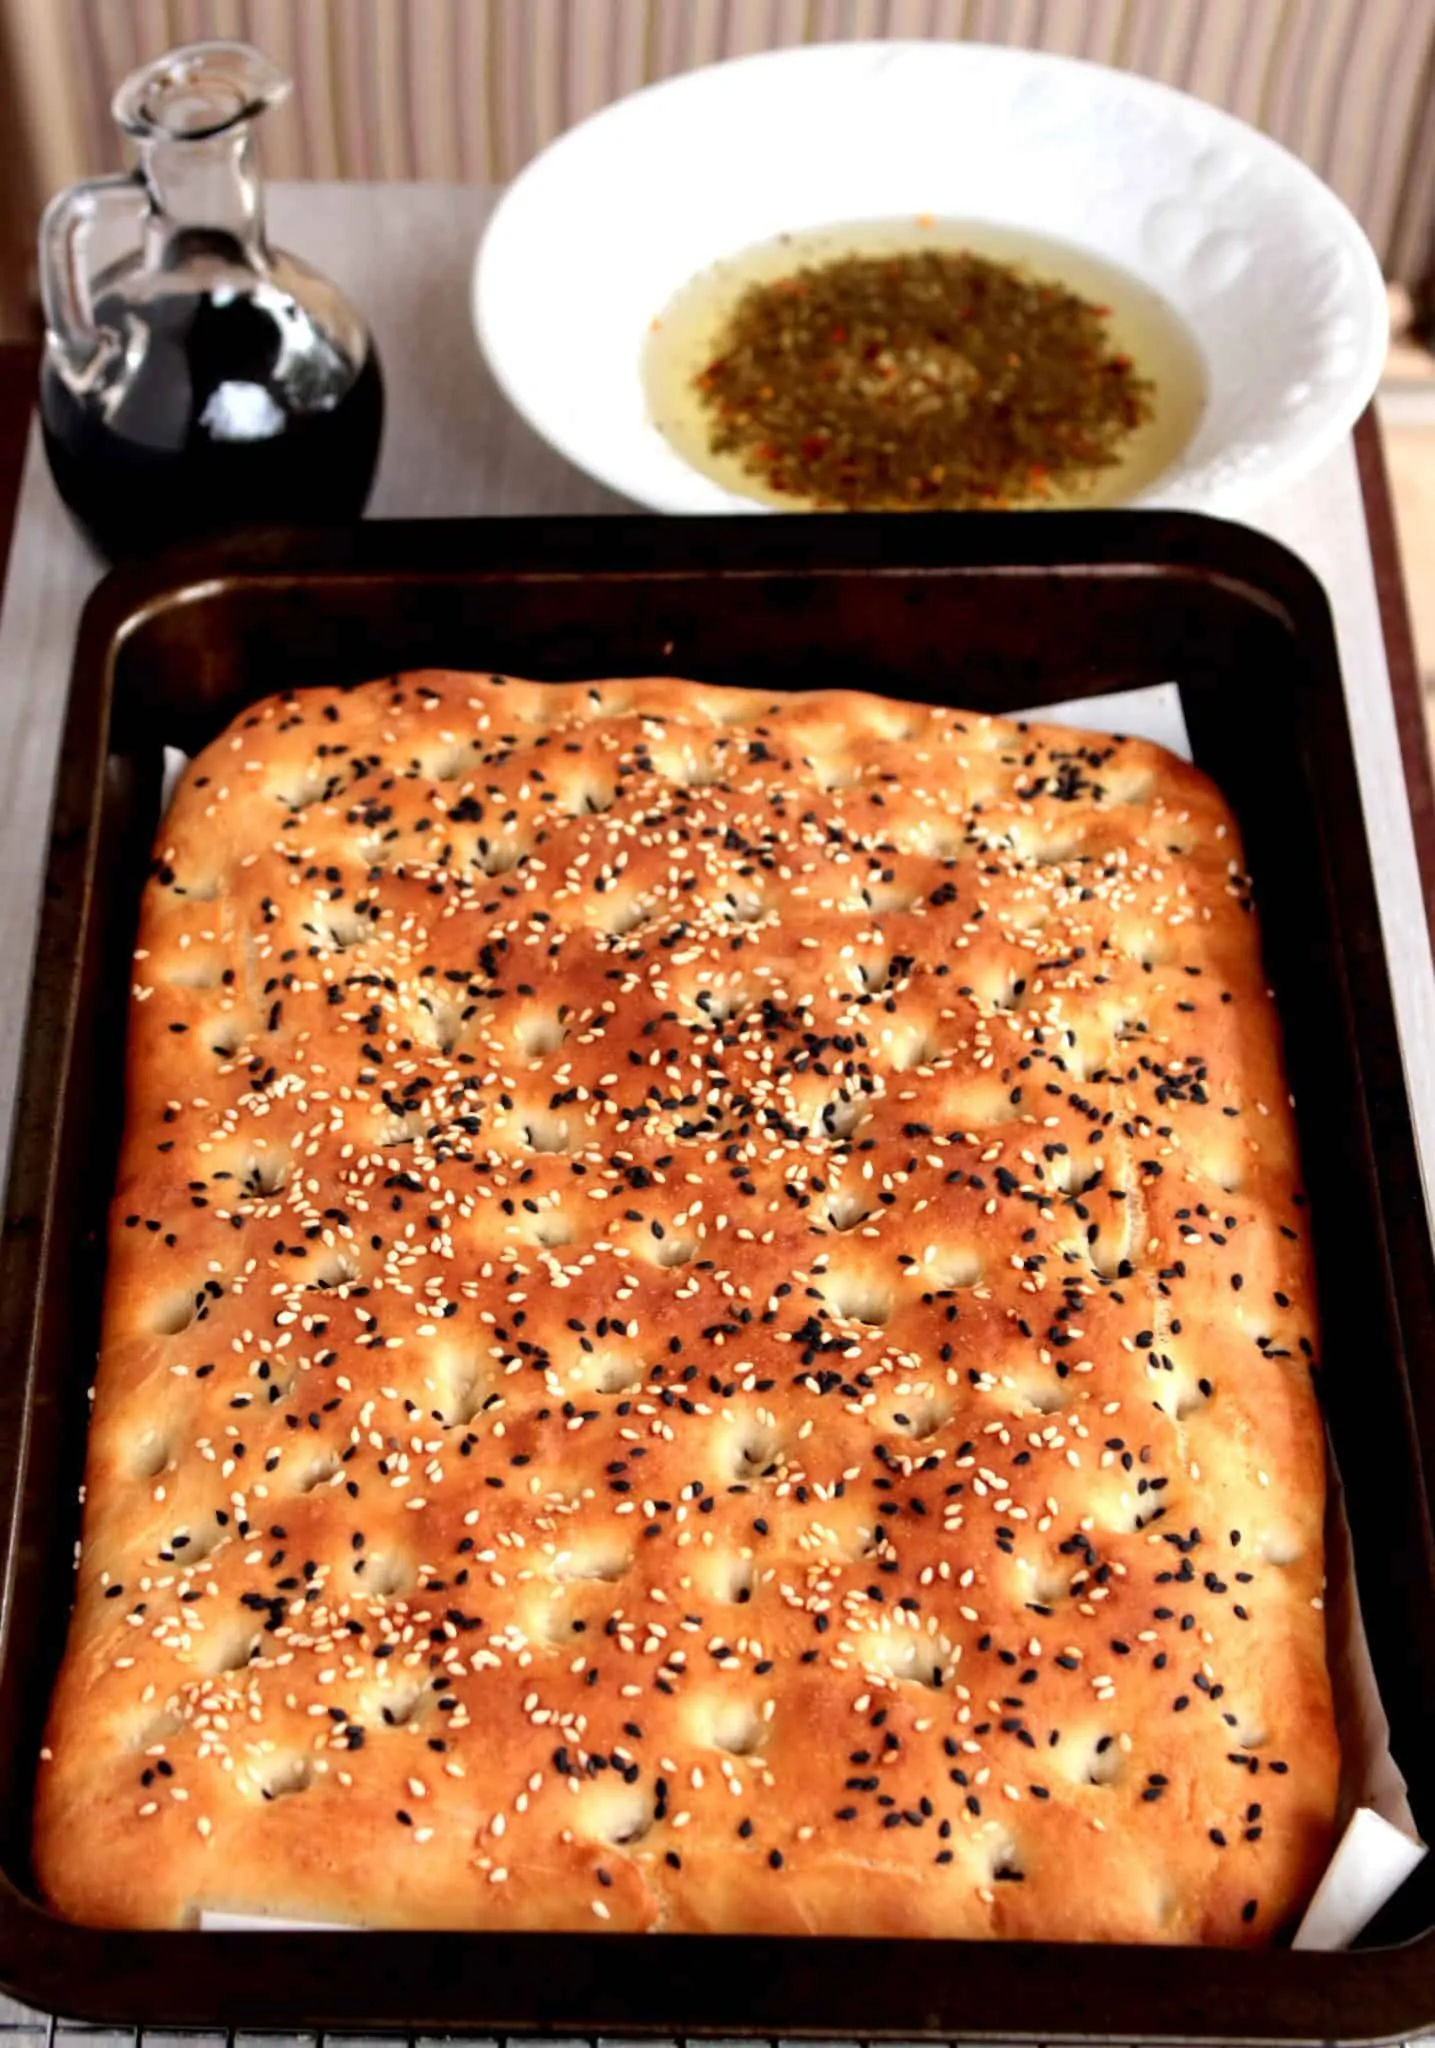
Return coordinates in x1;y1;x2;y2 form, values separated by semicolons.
1;513;1433;2043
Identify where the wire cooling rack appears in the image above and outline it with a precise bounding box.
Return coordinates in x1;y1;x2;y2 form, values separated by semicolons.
0;1999;707;2048
0;2011;619;2048
0;2008;963;2048
9;1984;1419;2048
0;2006;1165;2048
0;2011;860;2048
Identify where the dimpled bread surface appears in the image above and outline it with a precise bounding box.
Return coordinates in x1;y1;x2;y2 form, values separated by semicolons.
35;669;1338;1941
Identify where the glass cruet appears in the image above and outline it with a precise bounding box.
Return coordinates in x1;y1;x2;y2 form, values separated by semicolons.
38;40;384;561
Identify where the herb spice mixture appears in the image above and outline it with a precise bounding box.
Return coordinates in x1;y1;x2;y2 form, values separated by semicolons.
694;245;1156;511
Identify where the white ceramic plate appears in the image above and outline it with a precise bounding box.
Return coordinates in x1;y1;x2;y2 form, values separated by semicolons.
474;40;1387;516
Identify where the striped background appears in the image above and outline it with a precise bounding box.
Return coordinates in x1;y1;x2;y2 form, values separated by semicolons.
3;0;1434;327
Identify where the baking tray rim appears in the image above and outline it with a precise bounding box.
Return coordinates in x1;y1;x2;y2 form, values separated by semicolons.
0;511;1432;2044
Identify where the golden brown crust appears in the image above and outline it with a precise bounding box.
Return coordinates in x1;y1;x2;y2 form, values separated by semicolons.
34;671;1338;1941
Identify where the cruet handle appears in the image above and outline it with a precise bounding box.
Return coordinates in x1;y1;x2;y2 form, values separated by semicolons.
38;172;143;386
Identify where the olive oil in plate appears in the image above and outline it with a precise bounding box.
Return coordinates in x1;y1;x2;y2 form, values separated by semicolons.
644;217;1207;511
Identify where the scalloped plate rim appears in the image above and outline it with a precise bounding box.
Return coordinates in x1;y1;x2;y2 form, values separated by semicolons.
473;40;1389;517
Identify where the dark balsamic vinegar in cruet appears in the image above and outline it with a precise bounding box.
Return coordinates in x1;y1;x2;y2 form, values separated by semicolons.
42;261;385;562
39;42;384;562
